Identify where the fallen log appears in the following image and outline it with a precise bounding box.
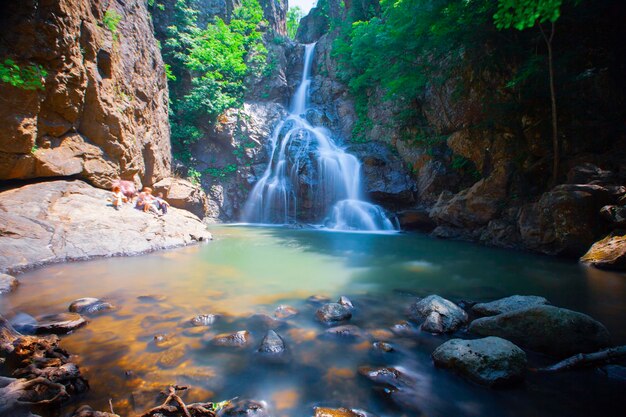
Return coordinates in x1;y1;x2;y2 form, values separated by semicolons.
536;345;626;372
139;385;221;417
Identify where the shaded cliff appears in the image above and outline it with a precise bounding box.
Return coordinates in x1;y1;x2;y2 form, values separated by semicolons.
299;0;626;260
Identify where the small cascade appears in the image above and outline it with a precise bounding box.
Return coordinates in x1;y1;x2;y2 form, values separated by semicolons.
242;43;396;231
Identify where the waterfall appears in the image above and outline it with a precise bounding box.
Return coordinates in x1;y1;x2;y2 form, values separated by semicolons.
242;43;396;231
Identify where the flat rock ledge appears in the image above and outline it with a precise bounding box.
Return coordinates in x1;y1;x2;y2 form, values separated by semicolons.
0;180;212;274
472;295;549;316
432;337;527;387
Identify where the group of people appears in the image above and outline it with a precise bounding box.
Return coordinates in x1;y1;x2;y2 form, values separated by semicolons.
111;185;170;215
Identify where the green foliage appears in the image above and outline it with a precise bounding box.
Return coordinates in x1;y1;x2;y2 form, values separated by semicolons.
204;164;238;178
31;144;39;154
103;9;123;41
151;0;268;163
286;7;303;39
0;59;47;90
188;167;202;185
494;0;562;30
333;0;497;143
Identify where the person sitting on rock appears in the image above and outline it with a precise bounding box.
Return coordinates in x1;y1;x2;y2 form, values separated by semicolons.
154;192;170;215
110;185;127;210
136;187;159;214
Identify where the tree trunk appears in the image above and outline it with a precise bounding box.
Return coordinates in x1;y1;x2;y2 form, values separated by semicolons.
540;22;559;185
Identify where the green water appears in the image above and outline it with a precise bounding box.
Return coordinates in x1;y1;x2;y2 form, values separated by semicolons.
1;225;625;417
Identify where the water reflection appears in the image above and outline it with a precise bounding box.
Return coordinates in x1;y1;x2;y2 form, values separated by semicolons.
0;225;624;417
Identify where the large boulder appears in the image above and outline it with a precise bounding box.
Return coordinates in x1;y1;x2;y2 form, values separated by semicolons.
580;234;626;271
408;295;468;333
432;337;527;386
472;295;549;317
152;177;210;219
0;180;211;274
0;0;170;188
430;166;511;229
469;305;611;357
518;184;614;256
316;303;352;325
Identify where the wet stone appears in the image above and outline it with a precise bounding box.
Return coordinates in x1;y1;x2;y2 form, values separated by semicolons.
338;296;354;309
408;295;468;333
15;312;88;335
274;305;299;319
211;330;251;348
183;327;208;337
0;273;18;294
390;321;415;336
218;399;270;416
69;297;115;315
157;345;187;368
189;313;220;327
248;313;285;330
257;330;286;357
372;341;394;353
316;303;352;325
472;295;549;317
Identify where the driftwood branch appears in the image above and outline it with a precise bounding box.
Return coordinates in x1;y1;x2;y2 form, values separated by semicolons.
139;385;217;417
536;345;626;372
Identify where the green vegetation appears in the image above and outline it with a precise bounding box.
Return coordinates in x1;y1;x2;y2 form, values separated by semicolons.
286;7;303;39
0;59;47;90
103;9;123;41
150;0;268;164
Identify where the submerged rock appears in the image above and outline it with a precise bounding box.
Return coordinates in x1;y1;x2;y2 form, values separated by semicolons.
157;345;187;368
137;294;167;302
218;399;270;416
408;295;468;333
323;325;364;340
316;303;352;325
372;341;394;353
247;313;285;330
274;305;299;319
15;312;87;335
211;331;251;348
188;314;220;327
390;320;416;336
153;333;179;349
469;305;610;357
0;274;18;294
580;234;626;271
314;407;369;417
307;295;331;304
472;295;548;316
69;298;115;315
432;337;527;386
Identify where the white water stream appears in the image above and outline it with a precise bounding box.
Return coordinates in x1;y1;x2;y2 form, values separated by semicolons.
242;43;396;231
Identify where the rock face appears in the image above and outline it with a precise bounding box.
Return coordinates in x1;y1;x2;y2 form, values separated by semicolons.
432;337;527;387
580;234;626;271
0;274;18;294
0;180;211;274
295;7;329;43
469;305;611;357
0;0;170;188
472;295;549;317
408;295;468;333
152;177;210;219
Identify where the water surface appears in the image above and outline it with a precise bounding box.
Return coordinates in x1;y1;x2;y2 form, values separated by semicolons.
1;225;625;417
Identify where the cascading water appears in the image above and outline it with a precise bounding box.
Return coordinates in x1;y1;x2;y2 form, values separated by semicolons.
242;43;396;231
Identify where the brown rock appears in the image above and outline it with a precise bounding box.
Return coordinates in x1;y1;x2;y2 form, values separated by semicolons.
152;177;210;219
0;0;170;187
580;234;626;271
